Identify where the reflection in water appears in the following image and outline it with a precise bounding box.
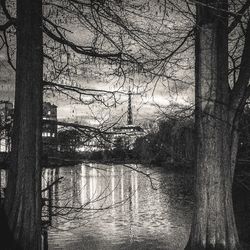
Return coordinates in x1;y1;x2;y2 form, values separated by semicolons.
43;164;193;250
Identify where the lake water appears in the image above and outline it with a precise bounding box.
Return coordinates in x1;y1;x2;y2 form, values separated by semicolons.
42;164;194;250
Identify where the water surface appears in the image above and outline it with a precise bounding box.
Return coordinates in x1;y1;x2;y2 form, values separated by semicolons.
42;164;193;250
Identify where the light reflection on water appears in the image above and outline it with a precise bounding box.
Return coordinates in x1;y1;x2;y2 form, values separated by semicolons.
42;164;193;250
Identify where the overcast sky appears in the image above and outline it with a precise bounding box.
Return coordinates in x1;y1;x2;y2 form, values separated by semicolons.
0;48;194;127
0;57;193;128
0;1;195;127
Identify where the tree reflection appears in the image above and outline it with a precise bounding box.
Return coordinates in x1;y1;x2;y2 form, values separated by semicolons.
40;164;193;250
41;163;147;231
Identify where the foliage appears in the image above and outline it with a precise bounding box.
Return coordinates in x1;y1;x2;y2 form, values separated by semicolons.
57;128;82;152
133;116;194;165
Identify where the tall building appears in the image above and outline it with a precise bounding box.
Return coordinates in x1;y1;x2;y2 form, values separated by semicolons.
0;101;58;153
0;101;13;152
42;102;58;153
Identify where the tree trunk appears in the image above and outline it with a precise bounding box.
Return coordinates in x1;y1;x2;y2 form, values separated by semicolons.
4;0;43;249
185;0;242;249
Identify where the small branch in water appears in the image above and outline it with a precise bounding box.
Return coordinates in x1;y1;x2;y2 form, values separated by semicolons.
41;177;64;192
122;164;159;190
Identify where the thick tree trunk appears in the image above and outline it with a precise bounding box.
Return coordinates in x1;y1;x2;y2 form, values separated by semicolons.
4;0;43;249
186;112;241;250
185;1;242;249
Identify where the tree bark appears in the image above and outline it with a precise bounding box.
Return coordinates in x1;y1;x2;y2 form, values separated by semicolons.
185;0;242;249
4;0;43;249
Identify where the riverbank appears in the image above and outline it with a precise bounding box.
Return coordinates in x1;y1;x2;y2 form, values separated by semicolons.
42;151;195;170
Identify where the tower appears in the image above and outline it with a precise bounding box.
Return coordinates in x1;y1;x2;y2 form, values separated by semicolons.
127;89;133;125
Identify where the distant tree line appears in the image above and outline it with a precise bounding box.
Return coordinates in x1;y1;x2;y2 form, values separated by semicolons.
30;107;250;167
133;118;195;166
134;106;250;168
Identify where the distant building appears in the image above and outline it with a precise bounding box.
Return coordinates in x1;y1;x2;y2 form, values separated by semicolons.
73;90;145;153
76;134;112;153
0;101;13;152
0;101;58;153
112;125;145;150
42;102;58;153
112;89;145;150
